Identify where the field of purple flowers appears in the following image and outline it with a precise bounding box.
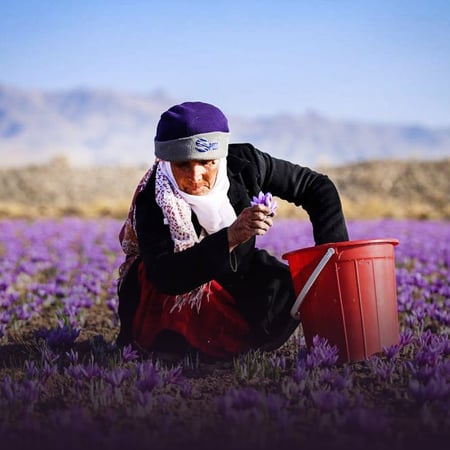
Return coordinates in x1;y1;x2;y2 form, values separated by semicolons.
0;218;449;450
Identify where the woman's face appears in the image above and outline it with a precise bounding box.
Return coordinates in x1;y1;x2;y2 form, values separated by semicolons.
170;159;219;195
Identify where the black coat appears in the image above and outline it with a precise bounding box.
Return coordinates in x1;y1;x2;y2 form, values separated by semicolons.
117;143;349;349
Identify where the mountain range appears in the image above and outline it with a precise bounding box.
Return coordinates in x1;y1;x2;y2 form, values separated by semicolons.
1;84;449;168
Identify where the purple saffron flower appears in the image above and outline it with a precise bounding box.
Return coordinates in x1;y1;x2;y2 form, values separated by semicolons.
414;348;441;367
367;356;396;381
407;363;437;383
104;367;131;388
0;376;40;412
292;360;308;383
250;191;278;215
80;361;103;381
136;362;162;393
306;335;339;368
64;364;85;383
65;349;79;365
35;325;80;350
39;361;58;383
14;303;33;321
20;379;40;407
0;280;7;292
1;376;15;402
39;346;61;365
106;297;118;313
121;344;139;362
320;366;353;390
269;354;286;371
0;310;12;325
24;360;39;379
382;343;401;359
399;329;415;347
164;366;184;386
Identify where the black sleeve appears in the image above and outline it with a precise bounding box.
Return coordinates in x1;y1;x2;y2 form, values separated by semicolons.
239;144;349;244
135;181;236;295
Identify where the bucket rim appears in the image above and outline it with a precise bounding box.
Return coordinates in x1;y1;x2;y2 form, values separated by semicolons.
282;238;399;260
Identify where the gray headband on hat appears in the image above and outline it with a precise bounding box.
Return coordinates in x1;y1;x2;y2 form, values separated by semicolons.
155;131;229;161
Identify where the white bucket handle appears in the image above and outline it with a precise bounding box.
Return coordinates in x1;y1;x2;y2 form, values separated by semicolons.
290;247;335;319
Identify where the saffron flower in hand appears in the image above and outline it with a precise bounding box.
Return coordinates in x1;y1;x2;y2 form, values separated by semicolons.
250;191;278;216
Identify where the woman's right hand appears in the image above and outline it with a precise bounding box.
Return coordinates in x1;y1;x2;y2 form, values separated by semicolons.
227;204;274;251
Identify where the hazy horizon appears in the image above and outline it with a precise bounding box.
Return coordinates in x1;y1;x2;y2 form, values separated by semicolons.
1;0;449;127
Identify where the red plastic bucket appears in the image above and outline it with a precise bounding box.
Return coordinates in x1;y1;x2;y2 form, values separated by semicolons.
282;239;400;364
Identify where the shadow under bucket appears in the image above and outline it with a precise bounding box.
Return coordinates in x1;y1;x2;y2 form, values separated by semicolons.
282;239;400;364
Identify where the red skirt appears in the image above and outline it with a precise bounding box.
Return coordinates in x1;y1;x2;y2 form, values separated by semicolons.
132;262;252;358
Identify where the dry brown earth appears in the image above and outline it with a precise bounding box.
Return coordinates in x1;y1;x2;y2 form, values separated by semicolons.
0;157;449;219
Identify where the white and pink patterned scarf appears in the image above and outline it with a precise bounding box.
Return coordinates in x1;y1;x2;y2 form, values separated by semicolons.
118;159;235;312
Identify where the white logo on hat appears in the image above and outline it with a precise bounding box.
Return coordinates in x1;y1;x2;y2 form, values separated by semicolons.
195;138;219;152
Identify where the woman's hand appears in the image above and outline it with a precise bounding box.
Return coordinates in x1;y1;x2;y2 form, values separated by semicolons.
227;204;274;251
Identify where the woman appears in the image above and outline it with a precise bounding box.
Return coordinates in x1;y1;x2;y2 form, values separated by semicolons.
117;101;349;358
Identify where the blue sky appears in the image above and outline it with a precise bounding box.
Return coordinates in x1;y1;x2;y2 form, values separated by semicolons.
1;0;449;126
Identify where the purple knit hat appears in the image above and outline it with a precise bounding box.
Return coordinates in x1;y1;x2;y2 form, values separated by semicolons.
154;102;230;161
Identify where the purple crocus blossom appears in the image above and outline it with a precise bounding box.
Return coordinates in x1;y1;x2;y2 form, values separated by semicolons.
121;344;139;362
135;362;162;393
80;361;104;381
0;217;449;447
367;356;396;381
0;376;40;412
35;325;80;349
250;191;278;215
65;349;79;365
104;367;131;388
163;366;184;386
382;343;401;359
306;335;339;368
39;361;58;383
